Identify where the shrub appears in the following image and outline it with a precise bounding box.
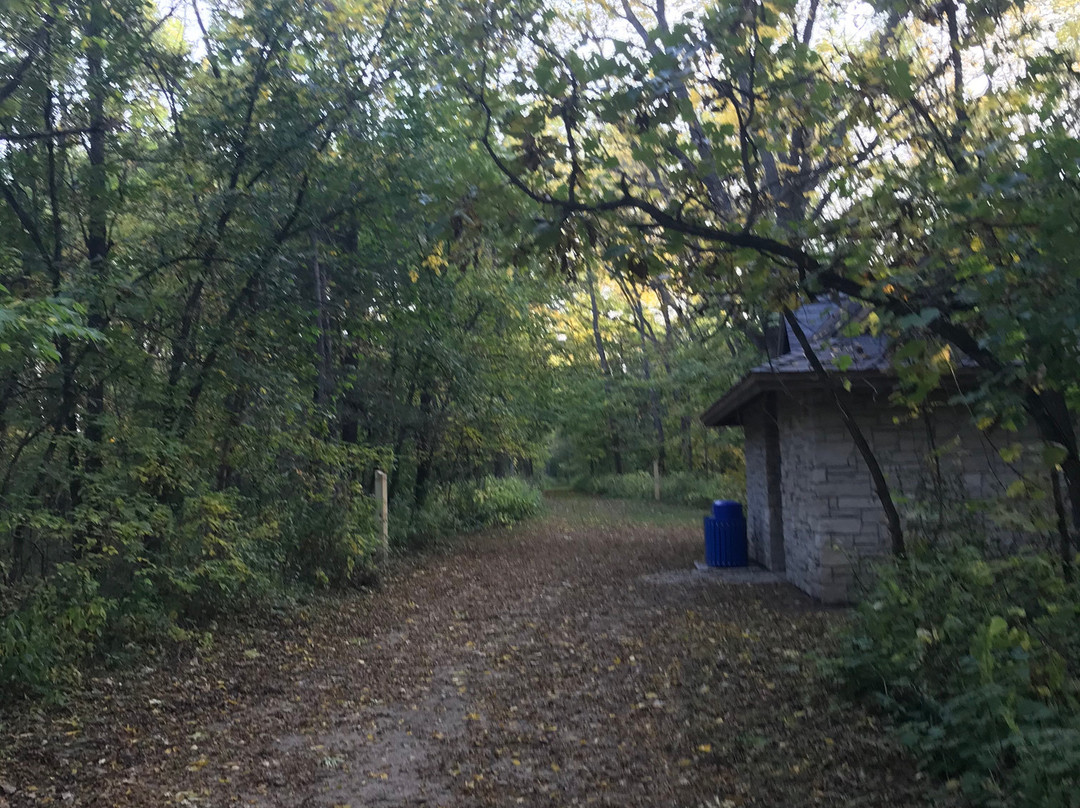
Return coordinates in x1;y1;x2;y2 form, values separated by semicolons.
0;431;384;702
162;492;277;620
0;564;109;702
233;430;383;588
834;543;1080;806
468;476;544;527
393;476;543;547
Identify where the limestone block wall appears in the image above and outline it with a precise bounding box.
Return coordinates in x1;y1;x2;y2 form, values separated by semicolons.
774;390;1052;603
775;395;829;599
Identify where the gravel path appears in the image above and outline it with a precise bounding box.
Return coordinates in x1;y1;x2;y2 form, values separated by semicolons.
0;495;944;808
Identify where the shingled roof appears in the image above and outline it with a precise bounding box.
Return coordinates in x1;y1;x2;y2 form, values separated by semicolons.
701;300;955;427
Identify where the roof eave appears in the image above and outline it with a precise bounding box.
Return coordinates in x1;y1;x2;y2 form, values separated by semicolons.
699;373;770;427
701;368;978;428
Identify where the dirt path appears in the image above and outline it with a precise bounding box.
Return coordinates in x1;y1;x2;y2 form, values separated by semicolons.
0;496;942;808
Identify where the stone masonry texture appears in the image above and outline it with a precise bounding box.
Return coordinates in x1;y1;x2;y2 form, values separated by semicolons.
743;389;1053;603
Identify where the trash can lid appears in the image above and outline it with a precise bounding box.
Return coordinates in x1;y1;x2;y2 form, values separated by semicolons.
712;499;742;518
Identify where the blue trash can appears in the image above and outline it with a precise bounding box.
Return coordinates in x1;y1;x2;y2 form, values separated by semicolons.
704;500;747;567
704;515;717;565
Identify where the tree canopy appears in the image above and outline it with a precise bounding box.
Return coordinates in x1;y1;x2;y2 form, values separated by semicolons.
469;0;1080;547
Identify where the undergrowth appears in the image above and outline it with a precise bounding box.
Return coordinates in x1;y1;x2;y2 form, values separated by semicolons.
833;543;1080;807
393;475;544;549
0;463;542;705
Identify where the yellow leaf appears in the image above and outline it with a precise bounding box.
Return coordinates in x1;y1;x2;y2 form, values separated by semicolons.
1006;479;1027;498
408;269;419;283
697;744;712;753
970;235;984;252
1000;443;1024;463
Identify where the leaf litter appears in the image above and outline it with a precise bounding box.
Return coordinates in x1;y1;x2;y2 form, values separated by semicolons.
0;496;951;807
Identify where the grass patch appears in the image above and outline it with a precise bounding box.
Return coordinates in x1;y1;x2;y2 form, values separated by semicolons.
569;470;745;510
544;492;705;528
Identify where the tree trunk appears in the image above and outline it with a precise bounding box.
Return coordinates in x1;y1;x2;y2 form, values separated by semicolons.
1054;441;1080;570
413;390;436;507
1051;468;1073;582
625;282;665;471
41;27;84;511
339;348;362;444
1027;391;1080;548
214;388;247;491
640;337;665;472
83;0;108;466
585;263;623;474
311;233;334;408
653;279;691;469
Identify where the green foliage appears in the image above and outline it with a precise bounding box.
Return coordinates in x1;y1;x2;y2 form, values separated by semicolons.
0;565;109;702
484;0;1080;580
394;476;544;548
238;432;383;589
164;492;276;619
467;477;545;528
835;545;1080;806
0;0;556;704
543;261;755;479
573;470;745;510
0;283;101;365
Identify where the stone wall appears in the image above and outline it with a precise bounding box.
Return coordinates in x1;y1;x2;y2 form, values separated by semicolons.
772;390;1052;603
775;393;828;598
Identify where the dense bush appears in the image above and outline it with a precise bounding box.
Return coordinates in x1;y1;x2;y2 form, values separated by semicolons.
572;470;745;510
0;433;383;703
0;468;544;703
0;564;109;699
467;477;545;528
256;434;383;589
394;476;544;548
835;544;1080;807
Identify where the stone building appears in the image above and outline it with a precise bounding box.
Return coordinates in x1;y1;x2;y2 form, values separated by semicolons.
701;302;1050;603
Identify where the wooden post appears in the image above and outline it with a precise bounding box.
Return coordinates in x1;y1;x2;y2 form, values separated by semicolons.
374;470;389;555
653;459;661;501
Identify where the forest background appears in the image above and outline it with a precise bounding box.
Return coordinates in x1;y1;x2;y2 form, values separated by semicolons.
2;1;1080;802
